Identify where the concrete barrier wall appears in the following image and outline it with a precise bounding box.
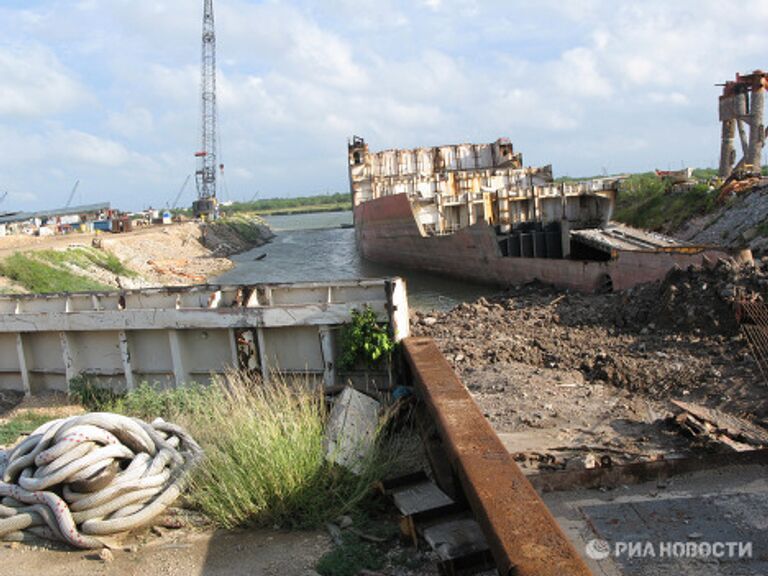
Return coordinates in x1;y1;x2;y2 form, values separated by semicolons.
0;279;409;395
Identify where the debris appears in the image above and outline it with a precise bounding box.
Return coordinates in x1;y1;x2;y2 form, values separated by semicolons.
672;400;768;449
325;387;381;474
325;522;343;547
348;528;387;544
98;548;114;563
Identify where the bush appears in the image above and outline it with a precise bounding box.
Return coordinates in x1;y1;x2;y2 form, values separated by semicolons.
339;306;395;370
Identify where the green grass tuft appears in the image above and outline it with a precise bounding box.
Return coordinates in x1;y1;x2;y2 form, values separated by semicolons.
0;411;52;445
0;252;112;293
98;373;391;530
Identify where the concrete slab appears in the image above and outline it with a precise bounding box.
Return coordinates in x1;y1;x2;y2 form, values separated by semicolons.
543;464;768;575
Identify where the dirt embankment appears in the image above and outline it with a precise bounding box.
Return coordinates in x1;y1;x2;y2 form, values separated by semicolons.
0;218;273;291
678;184;768;255
412;257;768;470
100;222;239;286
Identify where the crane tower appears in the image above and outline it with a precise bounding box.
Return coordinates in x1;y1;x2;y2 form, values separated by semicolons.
192;0;219;220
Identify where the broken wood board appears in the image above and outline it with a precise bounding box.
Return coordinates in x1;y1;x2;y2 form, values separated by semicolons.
672;399;768;448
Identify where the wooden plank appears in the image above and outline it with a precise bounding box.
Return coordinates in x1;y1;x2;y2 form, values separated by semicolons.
672;400;768;446
392;481;454;516
422;517;490;561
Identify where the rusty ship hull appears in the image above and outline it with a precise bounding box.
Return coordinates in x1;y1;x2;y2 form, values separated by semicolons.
354;192;726;292
348;137;729;293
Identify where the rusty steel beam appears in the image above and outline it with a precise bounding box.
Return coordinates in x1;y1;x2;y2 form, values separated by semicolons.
403;337;592;576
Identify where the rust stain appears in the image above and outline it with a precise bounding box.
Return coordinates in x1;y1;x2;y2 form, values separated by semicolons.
403;337;592;576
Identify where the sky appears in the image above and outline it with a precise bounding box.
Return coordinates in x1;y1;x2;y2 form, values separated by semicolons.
1;0;768;212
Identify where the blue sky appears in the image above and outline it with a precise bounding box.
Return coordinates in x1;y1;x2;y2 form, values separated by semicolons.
1;0;768;211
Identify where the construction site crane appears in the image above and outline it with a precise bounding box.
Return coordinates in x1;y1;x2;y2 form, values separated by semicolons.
0;191;7;205
192;0;219;221
64;180;80;209
171;175;192;209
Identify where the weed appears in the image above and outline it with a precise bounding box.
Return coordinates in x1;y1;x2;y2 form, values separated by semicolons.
0;411;52;445
339;306;395;370
68;376;121;411
109;381;220;421
103;372;391;530
316;532;386;576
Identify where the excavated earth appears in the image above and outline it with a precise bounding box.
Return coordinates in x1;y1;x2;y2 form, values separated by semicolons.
412;257;768;472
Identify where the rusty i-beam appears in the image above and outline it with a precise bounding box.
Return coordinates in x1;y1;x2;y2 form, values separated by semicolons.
403;337;592;576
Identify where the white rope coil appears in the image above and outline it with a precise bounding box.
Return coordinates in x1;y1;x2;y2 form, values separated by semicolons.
0;412;202;548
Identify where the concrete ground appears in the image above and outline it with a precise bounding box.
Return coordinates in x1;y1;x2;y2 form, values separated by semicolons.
543;463;768;575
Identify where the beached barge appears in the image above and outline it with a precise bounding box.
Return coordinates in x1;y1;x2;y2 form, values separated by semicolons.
0;280;409;395
348;137;727;292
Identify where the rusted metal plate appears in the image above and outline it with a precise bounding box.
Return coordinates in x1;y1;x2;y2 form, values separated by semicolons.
530;448;768;493
403;337;592;576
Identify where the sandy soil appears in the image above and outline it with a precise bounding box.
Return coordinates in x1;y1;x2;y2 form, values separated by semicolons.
100;222;233;286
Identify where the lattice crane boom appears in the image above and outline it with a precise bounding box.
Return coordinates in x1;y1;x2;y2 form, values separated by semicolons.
193;0;219;219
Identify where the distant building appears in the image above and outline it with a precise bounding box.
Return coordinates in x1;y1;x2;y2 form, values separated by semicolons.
0;203;112;236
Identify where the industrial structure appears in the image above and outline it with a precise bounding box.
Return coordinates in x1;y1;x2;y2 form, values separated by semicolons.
192;0;220;220
348;137;730;292
718;70;768;178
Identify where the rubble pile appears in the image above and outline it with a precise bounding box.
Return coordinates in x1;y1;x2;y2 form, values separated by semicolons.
613;257;768;334
412;258;767;409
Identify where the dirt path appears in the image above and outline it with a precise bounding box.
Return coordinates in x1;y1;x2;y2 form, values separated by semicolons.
0;528;330;576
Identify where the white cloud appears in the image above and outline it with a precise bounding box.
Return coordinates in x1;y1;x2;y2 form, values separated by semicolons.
0;46;88;117
2;0;768;209
106;107;155;138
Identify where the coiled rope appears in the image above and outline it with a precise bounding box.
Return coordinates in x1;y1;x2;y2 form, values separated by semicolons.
0;412;202;548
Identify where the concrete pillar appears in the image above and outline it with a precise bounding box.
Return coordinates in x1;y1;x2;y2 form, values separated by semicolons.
318;326;336;389
256;327;269;384
118;330;135;391
59;332;76;389
747;86;765;171
719;119;736;178
16;334;30;396
167;330;187;387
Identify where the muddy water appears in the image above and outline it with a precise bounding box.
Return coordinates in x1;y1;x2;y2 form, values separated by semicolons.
214;211;494;311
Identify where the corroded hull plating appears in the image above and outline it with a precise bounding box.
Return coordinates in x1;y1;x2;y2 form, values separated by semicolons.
355;193;728;292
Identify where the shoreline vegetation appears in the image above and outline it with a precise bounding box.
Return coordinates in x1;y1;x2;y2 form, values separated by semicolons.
184;192;353;217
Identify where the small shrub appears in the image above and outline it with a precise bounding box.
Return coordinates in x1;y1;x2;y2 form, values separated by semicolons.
110;381;220;421
69;376;123;411
339;306;395;370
